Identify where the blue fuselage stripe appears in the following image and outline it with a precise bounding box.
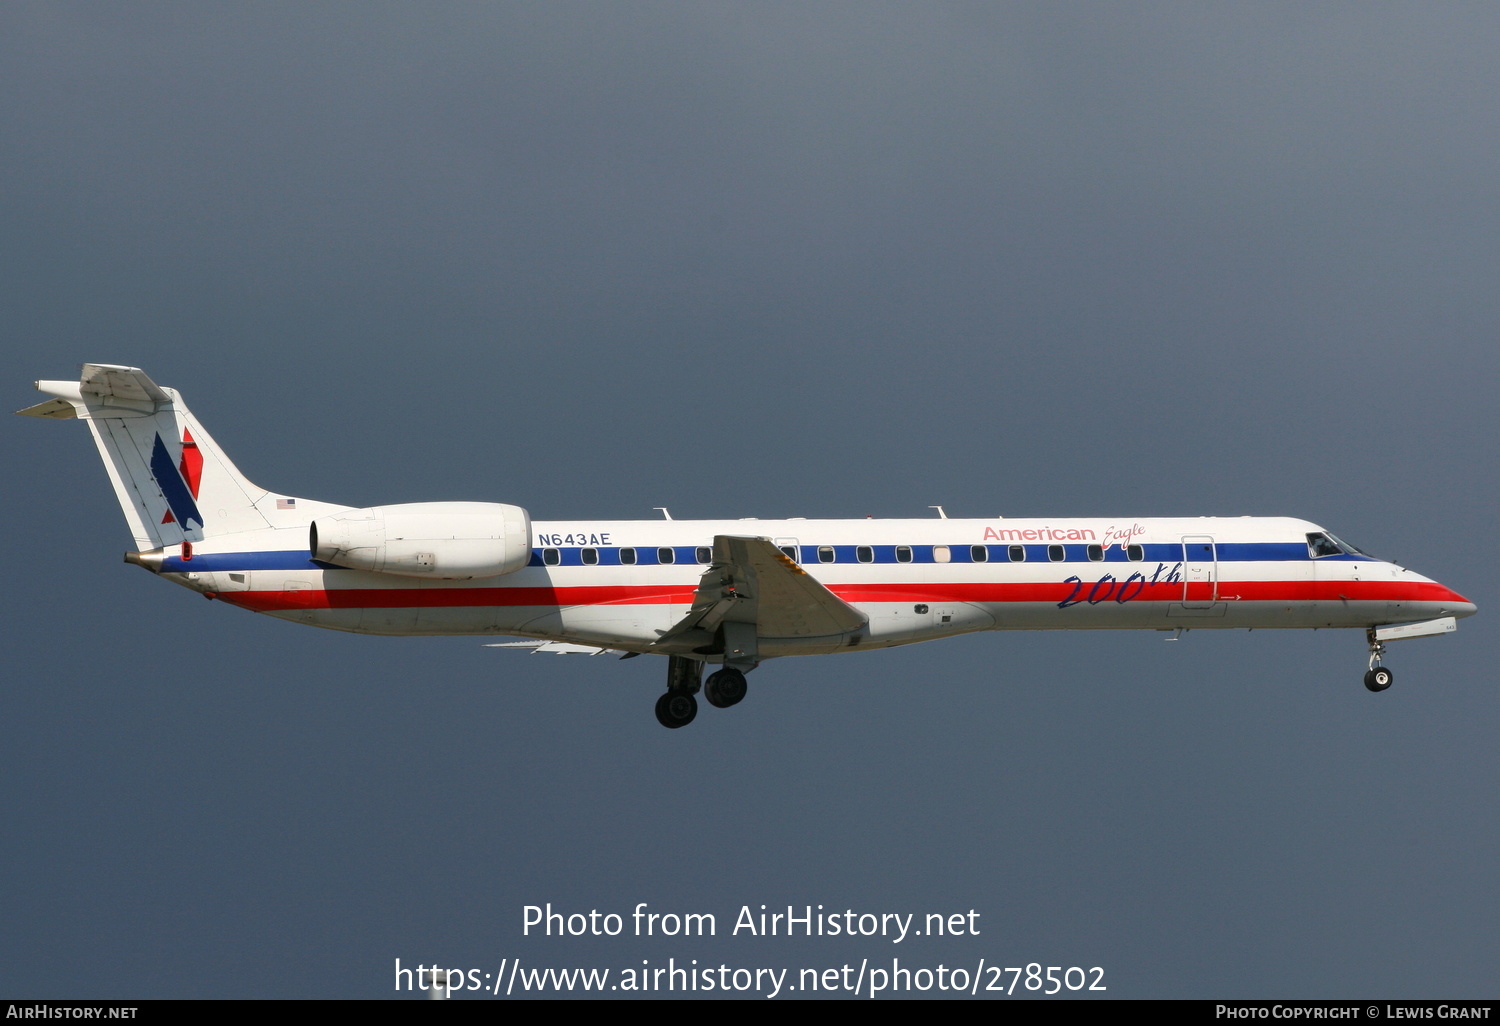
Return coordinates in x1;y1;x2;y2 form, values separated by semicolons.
162;541;1368;575
162;551;323;573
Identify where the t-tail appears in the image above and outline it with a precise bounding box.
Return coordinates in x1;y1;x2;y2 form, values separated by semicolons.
16;364;326;564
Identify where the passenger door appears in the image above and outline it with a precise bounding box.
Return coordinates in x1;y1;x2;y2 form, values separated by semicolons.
1181;535;1217;608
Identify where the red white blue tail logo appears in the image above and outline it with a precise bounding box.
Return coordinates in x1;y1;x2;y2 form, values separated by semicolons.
151;430;204;530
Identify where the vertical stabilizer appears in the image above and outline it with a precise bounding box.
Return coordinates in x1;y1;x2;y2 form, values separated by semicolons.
18;364;271;549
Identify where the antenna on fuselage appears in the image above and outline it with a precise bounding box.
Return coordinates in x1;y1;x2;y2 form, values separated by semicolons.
653;507;672;520
929;505;948;519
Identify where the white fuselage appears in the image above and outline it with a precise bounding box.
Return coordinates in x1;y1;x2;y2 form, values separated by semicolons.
156;515;1474;661
20;364;1475;725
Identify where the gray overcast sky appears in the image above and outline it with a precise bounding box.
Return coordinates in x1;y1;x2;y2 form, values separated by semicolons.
2;1;1496;999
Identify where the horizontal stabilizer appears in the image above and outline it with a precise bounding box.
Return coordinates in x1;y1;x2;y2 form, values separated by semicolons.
15;398;78;419
80;364;172;404
29;364;173;418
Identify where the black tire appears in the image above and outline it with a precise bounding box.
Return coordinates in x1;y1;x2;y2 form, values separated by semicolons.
1364;667;1394;692
655;690;698;728
704;668;749;709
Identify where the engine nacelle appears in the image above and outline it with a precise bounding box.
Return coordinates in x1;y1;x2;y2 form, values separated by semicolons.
310;502;532;580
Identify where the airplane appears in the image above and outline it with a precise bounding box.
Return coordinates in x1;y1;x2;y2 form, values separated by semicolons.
19;364;1477;728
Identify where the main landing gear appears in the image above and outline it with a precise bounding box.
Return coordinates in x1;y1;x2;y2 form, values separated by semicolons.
655;656;750;728
655;689;698;729
704;668;748;708
1364;630;1394;693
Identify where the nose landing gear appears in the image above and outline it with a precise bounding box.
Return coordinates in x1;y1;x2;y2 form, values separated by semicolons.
1358;616;1461;692
1364;631;1393;692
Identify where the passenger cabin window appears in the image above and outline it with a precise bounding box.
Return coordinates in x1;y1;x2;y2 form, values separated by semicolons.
543;548;560;566
1048;544;1065;562
780;546;797;562
620;547;637;565
696;546;712;564
657;547;675;565
933;545;951;563
1307;532;1343;558
856;545;874;563
1007;545;1025;562
970;545;988;562
895;545;912;563
581;548;598;565
1126;544;1144;561
818;546;835;563
1087;544;1103;561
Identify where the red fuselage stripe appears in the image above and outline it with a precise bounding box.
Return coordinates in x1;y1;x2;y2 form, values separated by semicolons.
217;579;1470;612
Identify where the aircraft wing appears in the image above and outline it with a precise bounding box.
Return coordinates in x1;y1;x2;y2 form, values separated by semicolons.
485;641;623;656
653;535;867;654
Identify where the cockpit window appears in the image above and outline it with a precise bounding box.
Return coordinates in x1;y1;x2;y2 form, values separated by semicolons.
1327;533;1369;556
1306;532;1344;558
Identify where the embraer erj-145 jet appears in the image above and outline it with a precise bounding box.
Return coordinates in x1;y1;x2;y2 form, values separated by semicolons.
20;365;1476;729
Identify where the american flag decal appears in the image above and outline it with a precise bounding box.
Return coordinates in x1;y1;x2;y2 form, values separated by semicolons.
277;498;296;509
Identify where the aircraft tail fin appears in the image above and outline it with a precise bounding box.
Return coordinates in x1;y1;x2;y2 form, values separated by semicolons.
18;364;273;549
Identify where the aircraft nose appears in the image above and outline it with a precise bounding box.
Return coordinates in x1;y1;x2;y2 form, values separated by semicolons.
1399;566;1475;619
1431;578;1477;618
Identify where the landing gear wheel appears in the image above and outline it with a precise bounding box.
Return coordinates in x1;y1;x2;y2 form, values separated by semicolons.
1364;667;1394;692
655;690;698;728
704;668;748;709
